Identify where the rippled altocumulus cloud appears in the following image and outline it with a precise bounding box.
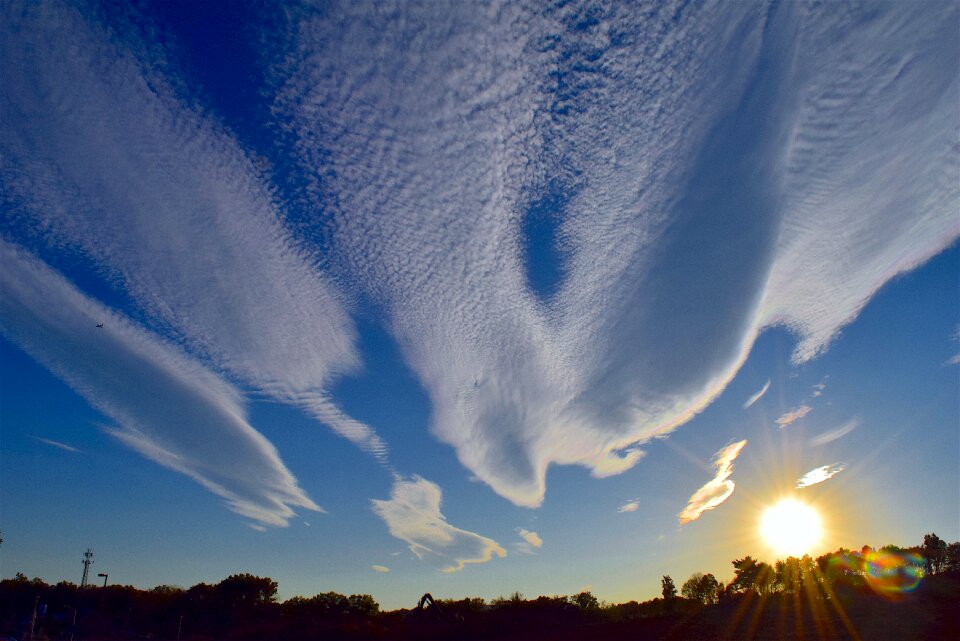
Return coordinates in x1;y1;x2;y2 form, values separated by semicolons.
271;1;958;506
2;0;957;518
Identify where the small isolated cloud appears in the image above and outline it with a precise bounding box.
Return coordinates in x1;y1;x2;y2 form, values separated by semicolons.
679;440;747;525
618;500;640;513
743;380;771;409
371;476;506;573
796;463;846;489
371;565;390;573
776;405;812;428
811;378;828;398
513;528;543;554
946;328;960;365
810;418;860;446
33;436;80;453
518;528;542;548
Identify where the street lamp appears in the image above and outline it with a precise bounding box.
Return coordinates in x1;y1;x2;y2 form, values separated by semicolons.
97;573;108;588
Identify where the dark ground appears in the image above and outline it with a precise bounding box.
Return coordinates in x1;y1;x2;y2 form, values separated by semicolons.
387;575;960;641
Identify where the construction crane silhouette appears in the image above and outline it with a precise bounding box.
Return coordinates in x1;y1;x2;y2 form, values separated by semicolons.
412;593;464;624
414;593;444;620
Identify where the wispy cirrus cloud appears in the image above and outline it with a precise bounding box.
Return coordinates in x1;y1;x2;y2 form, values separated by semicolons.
618;500;640;513
0;0;384;460
810;418;860;446
0;243;319;527
679;441;748;525
743;380;771;409
371;565;390;573
796;463;846;489
371;476;505;573
776;405;812;429
33;436;80;453
270;1;957;508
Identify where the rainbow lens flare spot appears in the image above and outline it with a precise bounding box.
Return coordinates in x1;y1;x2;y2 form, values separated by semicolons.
829;549;924;597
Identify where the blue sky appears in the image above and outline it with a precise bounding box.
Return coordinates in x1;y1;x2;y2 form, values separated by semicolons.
1;0;957;609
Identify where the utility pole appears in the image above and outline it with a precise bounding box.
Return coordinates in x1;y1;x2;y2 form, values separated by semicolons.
80;549;94;588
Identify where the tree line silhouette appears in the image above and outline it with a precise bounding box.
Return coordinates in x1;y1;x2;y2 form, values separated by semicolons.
2;533;958;640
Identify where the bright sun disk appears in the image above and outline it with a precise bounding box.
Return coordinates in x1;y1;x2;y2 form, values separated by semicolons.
760;499;822;557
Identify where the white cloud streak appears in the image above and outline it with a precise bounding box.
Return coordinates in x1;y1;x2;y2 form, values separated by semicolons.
0;242;320;527
743;380;771;409
776;405;812;429
810;418;860;446
796;463;846;489
33;437;80;453
0;0;384;459
270;1;958;507
371;476;506;573
371;565;390;573
679;440;747;525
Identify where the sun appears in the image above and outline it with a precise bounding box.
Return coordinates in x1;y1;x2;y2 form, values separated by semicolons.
760;499;822;557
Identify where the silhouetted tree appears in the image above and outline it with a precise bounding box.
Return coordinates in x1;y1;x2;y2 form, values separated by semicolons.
945;542;960;574
775;557;804;593
715;581;727;604
730;557;774;594
661;575;677;600
348;593;380;617
570;591;599;611
681;573;720;604
922;533;947;575
681;573;702;601
217;573;278;606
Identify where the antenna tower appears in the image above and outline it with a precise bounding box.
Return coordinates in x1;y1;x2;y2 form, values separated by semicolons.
80;548;94;588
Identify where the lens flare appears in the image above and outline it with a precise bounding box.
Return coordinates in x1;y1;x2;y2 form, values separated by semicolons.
829;549;923;597
760;499;822;556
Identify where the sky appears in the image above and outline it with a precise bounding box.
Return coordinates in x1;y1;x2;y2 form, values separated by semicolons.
1;0;958;610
